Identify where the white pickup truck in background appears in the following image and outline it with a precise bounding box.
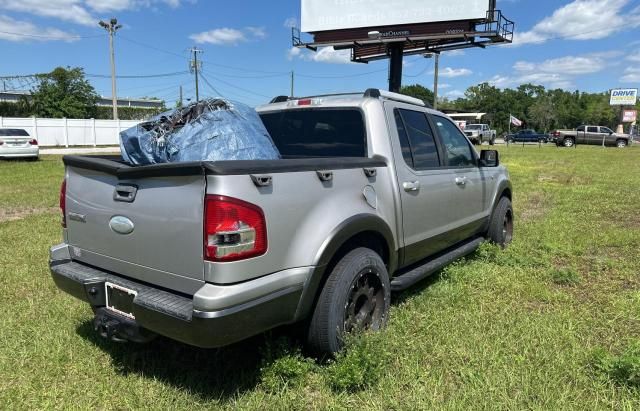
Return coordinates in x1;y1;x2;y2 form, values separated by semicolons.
463;124;496;145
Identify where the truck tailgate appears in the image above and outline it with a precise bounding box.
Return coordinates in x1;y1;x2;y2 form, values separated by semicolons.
64;165;206;294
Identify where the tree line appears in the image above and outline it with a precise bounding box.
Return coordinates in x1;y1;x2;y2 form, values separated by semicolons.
0;67;166;120
401;83;639;135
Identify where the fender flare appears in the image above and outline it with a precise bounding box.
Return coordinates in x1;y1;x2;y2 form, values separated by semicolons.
293;214;397;321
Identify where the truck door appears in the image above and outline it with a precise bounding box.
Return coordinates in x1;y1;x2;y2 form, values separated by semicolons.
586;126;600;144
385;104;460;265
429;114;487;242
576;126;587;144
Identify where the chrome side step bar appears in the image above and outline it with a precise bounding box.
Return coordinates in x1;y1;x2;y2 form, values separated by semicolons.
390;237;485;292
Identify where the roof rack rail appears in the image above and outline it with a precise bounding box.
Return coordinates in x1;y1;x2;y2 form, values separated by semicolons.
364;88;431;108
269;96;290;103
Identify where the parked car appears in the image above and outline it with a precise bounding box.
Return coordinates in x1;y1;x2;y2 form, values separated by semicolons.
0;128;39;160
463;124;496;145
551;125;631;148
50;89;513;354
505;129;549;144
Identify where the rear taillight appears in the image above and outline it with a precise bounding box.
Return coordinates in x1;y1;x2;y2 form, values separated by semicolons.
204;195;267;262
60;179;67;228
29;139;38;145
552;131;560;137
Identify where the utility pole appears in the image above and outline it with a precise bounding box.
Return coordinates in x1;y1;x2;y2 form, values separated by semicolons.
433;53;440;110
99;18;122;120
189;47;203;103
290;71;295;98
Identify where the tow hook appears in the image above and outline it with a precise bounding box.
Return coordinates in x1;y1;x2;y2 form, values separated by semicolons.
94;312;128;343
93;307;157;344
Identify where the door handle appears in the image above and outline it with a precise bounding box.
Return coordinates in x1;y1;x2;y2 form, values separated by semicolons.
455;177;467;186
403;181;420;192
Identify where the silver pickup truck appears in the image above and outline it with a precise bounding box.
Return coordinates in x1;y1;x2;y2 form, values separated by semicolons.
50;89;513;354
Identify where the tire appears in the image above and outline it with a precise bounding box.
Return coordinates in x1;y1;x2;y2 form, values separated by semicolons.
562;138;575;148
489;138;495;146
616;139;627;148
307;247;390;354
487;197;514;248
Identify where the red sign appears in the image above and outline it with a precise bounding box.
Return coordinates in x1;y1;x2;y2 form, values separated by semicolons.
623;110;637;123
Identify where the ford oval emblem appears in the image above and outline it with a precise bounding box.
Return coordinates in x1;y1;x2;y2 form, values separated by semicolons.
109;216;135;235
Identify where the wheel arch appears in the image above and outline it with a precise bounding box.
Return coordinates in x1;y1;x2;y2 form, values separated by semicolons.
293;214;397;321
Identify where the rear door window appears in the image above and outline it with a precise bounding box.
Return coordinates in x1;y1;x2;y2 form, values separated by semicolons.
394;108;440;169
259;109;366;157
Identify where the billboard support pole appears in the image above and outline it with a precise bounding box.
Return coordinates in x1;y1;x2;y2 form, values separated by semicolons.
388;43;404;93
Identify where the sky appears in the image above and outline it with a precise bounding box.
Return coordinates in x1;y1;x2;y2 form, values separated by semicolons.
1;0;639;107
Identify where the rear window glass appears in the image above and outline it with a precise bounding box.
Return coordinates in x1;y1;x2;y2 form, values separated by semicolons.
259;109;366;158
0;129;29;136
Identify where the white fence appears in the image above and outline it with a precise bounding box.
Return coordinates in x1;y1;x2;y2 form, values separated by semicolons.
0;117;141;147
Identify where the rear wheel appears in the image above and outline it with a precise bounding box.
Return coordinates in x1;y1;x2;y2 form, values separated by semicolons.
563;138;575;148
487;197;513;248
307;248;390;355
616;139;627;148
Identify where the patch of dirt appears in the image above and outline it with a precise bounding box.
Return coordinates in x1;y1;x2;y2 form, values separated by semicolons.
537;173;592;185
0;206;58;223
519;191;551;221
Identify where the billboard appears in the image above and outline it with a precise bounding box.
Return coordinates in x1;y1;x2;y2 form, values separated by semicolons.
610;88;638;106
301;0;493;32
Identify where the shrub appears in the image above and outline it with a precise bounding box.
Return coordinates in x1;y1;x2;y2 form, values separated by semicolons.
591;342;640;388
325;333;389;392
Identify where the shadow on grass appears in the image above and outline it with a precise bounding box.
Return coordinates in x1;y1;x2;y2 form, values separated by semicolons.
76;320;305;401
73;253;478;399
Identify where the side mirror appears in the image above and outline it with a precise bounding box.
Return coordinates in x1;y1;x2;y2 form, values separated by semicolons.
480;150;499;167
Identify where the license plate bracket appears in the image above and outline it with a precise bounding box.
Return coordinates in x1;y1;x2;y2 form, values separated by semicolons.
105;282;137;320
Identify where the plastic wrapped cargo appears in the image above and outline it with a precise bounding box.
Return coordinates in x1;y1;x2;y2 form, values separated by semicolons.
120;99;280;165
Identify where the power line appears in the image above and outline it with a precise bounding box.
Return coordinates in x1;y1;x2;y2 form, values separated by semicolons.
201;70;272;99
0;29;104;40
86;71;190;79
198;72;224;97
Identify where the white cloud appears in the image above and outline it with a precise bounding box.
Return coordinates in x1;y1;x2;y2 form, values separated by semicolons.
190;28;245;45
286;46;301;60
0;14;77;41
445;49;465;57
621;67;640;83
283;17;298;29
288;46;354;64
245;26;266;39
438;67;472;78
438;83;451;89
493;53;614;89
190;26;266;46
627;51;640;63
512;0;640;46
0;1;186;26
445;90;464;98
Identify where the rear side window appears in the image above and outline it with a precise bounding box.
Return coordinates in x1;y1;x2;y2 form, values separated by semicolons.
0;129;29;136
259;109;366;157
587;126;598;133
394;109;440;169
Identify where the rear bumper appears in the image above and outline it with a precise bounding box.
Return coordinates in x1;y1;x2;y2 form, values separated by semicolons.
50;244;309;348
0;146;39;158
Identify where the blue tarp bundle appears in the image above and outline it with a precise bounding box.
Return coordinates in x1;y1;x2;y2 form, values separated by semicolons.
120;99;280;165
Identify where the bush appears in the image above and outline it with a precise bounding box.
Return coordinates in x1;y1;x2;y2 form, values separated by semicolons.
259;337;316;393
591;342;640;388
325;333;389;392
550;268;581;285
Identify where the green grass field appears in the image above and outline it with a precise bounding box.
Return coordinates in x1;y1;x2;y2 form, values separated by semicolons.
1;146;639;409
